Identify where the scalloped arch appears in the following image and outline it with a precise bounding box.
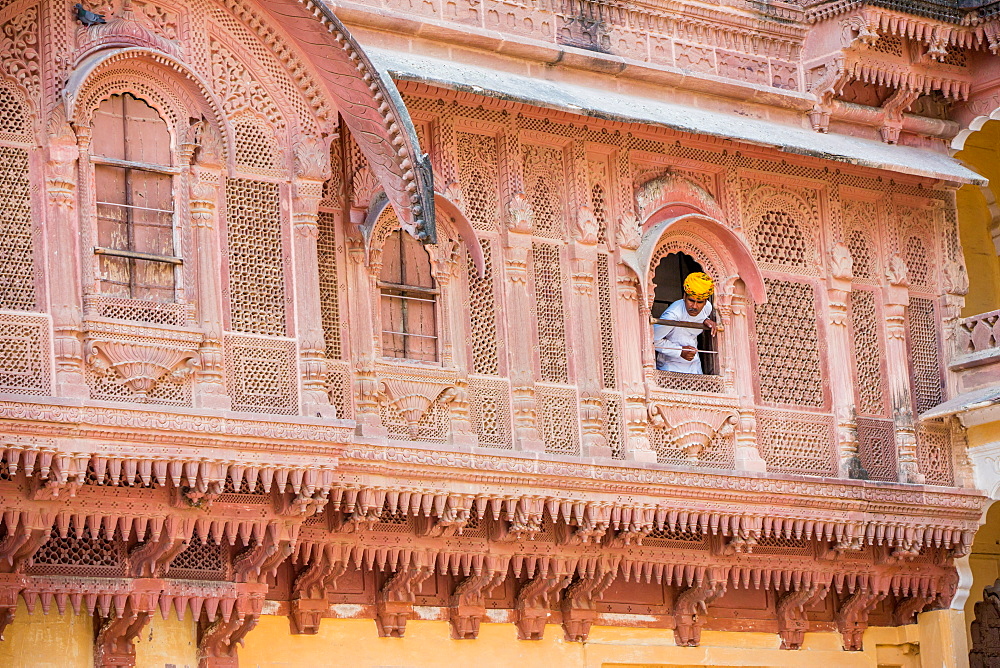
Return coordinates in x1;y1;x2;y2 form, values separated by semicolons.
636;172;725;234
64;47;230;159
625;213;767;305
254;0;435;242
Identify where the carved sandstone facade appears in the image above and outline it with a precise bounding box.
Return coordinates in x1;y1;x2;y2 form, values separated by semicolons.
0;0;997;665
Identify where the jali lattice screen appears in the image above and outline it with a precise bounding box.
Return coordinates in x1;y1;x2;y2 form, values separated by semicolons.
317;210;342;360
907;297;943;413
226;178;286;336
532;242;568;384
0;146;34;311
754;278;824;407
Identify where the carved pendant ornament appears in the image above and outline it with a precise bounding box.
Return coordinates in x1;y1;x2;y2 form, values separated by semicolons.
86;340;198;399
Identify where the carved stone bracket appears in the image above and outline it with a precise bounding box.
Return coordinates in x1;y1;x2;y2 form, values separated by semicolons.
415;495;472;538
515;571;571;640
198;612;258;668
232;530;292;585
290;545;347;635
375;565;433;637
777;586;827;650
94;584;160;668
450;571;505;639
893;594;934;626
836;589;885;651
648;404;738;461
0;574;25;640
673;580;725;647
128;517;188;578
561;569;616;642
490;497;545;542
380;376;456;438
86;339;198;400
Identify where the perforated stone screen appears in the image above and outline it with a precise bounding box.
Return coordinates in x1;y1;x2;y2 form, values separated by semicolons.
532;242;568;384
754;278;824;407
0;146;34;311
226;178;286;337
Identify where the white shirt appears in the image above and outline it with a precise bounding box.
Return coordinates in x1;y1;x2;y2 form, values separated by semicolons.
652;299;712;374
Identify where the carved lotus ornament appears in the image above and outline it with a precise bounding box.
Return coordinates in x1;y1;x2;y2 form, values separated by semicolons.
380;377;455;438
649;404;737;460
87;340;198;399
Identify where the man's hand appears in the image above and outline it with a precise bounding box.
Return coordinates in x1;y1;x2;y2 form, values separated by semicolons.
680;346;697;361
703;318;717;335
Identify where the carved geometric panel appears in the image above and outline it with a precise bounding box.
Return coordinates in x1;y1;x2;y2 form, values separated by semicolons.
757;410;836;477
856;416;897;483
918;424;954;486
523;143;566;239
469;375;513;450
907;297;943;413
597;253;616;389
0;312;51;394
381;397;450;443
532;242;568;384
317;210;342;360
754;278;824;407
849;289;887;417
468;243;499;376
166;538;227;581
649;423;735;469
0;83;29;144
29;530;126;577
224;333;298;414
537;384;580;455
226;178;286;337
602;390;626;460
326;360;353;420
0;145;34;311
456;131;500;232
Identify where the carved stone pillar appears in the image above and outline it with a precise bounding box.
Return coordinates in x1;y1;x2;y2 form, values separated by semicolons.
615;266;656;463
884;255;923;484
569;210;611;457
346;212;385;436
942;258;969;400
504;193;544;452
292;178;336;418
828;242;861;477
290;138;336;418
727;291;766;472
47;117;87;397
189;161;230;410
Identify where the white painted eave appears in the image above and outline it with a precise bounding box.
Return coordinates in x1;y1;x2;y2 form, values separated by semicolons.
369;47;987;187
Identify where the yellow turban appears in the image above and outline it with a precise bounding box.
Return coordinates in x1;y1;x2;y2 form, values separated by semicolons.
683;272;714;300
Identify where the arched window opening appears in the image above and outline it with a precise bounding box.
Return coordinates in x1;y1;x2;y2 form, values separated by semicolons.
379;230;438;362
651;251;718;375
91;93;178;303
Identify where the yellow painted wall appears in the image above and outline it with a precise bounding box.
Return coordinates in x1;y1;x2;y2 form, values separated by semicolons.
0;601;91;668
0;607;969;667
237;614;964;668
955;119;1000;317
133;611;199;668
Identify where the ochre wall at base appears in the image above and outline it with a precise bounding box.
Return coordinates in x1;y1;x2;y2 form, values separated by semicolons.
0;601;91;668
0;609;971;667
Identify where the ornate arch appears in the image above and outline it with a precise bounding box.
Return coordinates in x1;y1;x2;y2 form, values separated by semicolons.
636;172;725;232
64;47;230;158
365;193;484;277
742;184;820;275
245;0;435;242
624;213;767;305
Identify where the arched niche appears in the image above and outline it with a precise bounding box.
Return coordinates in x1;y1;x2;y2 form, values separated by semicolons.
64;47;230;160
623;213;767;306
364;192;485;277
